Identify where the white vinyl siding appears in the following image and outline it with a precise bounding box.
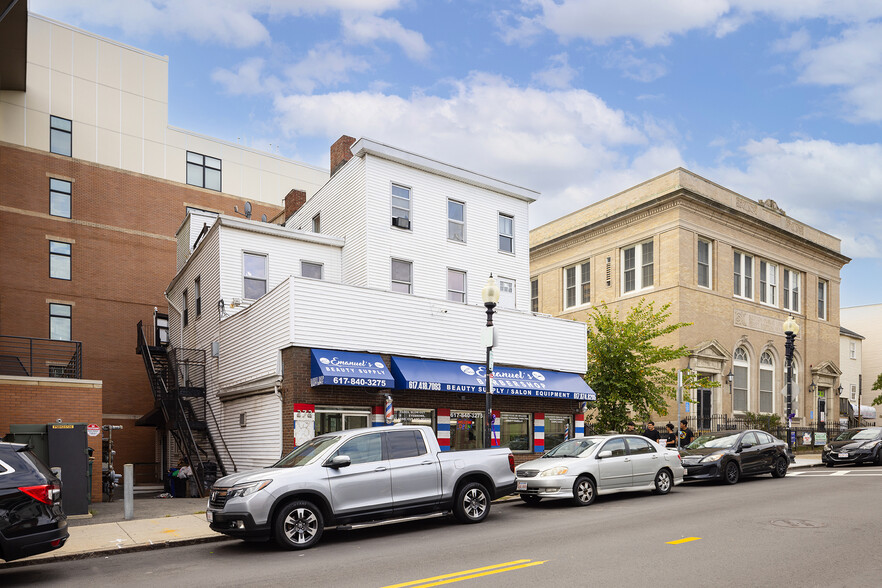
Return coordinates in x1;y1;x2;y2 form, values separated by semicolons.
783;268;800;313
734;251;753;300
221;393;283;469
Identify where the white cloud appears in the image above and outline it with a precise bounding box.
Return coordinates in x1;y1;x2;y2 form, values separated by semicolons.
532;53;578;89
603;48;668;82
212;58;277;96
341;14;431;61
285;45;372;94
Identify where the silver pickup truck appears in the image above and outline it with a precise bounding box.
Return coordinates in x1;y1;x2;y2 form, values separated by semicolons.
206;425;515;549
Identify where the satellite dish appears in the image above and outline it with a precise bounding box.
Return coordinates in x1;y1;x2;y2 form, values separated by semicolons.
261;214;267;222
244;202;252;219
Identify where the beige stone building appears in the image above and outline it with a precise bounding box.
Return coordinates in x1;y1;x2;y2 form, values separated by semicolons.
530;168;850;430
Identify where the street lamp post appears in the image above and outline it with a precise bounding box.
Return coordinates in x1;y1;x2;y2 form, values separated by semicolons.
783;315;800;449
481;275;500;449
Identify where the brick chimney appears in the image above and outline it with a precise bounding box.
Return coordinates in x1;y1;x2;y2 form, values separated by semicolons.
330;135;356;177
284;189;307;223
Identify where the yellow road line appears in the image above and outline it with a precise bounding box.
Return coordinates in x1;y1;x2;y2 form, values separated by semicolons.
667;537;701;545
382;559;546;588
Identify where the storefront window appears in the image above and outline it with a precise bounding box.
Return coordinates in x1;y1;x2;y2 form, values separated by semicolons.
450;410;484;451
315;407;370;435
544;414;573;451
394;408;435;427
500;413;531;452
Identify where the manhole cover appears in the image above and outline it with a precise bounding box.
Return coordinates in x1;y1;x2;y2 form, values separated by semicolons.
771;519;826;528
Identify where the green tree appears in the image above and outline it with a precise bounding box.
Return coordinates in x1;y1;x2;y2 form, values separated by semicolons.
871;373;882;406
584;299;716;433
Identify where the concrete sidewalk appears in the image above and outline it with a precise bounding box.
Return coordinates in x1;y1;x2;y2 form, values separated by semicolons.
1;455;826;569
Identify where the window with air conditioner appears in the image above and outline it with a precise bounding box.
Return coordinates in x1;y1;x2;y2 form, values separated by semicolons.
391;184;411;230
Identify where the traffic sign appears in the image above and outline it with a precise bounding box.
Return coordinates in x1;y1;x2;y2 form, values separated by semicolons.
87;424;101;437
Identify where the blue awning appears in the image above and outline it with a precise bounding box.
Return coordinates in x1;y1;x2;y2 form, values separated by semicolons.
310;349;394;388
390;356;595;401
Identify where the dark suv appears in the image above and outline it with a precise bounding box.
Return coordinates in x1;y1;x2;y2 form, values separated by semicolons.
0;442;68;562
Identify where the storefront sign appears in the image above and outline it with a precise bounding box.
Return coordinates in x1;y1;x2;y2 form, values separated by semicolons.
310;349;394;388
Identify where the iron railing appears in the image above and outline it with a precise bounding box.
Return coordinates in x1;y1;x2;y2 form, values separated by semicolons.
680;414;865;450
0;335;82;379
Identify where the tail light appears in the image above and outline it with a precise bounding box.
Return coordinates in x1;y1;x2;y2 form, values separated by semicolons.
19;483;61;505
508;453;515;473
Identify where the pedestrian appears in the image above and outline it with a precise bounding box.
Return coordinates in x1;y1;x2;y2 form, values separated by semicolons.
679;419;695;447
642;421;661;442
664;423;677;447
625;421;637;434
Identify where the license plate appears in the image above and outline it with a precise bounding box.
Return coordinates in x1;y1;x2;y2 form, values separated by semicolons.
683;468;689;476
839;452;848;458
206;510;213;523
517;481;527;491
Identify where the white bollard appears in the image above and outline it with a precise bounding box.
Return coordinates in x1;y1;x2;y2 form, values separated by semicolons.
124;463;134;520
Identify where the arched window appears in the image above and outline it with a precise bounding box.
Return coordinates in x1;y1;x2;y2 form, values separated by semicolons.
760;352;774;413
733;347;749;412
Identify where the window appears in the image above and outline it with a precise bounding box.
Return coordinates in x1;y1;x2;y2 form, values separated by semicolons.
301;261;323;280
393;408;434;427
733;251;753;299
448;199;465;242
49;303;71;340
851;384;857;400
49;241;71;280
601;438;627;457
760;352;774;413
50;178;71;218
783;268;800;312
312;214;321;233
544;415;572;449
697;239;711;288
622;240;654;293
498;213;514;253
186;151;221;191
182;289;188;327
530;278;539;313
387;430;427;459
391;184;411;229
741;431;760;446
194;277;201;317
50;116;72;156
564;261;591;308
849;341;856;360
498;277;515;309
451;410;484;451
818;279;827;320
243;253;267;299
447;269;466;303
499;413;530;452
759;260;778;306
391;259;412;294
334;433;383;465
626;437;657;454
733;347;749;412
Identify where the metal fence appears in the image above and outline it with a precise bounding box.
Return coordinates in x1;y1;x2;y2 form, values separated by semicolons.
682;414;848;451
0;335;82;379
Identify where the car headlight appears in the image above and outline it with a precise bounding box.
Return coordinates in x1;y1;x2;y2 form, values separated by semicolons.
863;440;882;449
700;453;724;463
227;480;272;498
823;445;831;452
539;466;569;477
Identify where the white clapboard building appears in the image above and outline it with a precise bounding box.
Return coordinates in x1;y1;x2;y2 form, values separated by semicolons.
166;136;592;471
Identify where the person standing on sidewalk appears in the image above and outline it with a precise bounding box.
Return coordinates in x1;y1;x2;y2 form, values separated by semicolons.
679;419;695;447
642;421;661;442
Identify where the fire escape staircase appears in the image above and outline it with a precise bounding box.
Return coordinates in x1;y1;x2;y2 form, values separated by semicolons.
136;321;235;496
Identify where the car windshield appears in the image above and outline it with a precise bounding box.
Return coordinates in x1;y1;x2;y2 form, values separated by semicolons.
273;436;340;468
688;433;740;450
543;438;598;458
835;428;882;441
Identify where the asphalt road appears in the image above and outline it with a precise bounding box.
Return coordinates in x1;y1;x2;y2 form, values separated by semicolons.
4;467;882;588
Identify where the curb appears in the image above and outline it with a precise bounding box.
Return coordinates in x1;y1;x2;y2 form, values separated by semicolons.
0;534;234;570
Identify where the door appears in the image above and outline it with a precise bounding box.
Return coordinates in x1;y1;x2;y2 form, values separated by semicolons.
326;432;392;516
625;437;660;487
596;438;632;490
387;430;441;512
698;389;712;430
47;423;89;515
738;431;763;474
498;278;515;309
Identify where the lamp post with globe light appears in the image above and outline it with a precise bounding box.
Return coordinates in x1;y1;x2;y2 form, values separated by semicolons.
481;275;500;449
783;315;800;449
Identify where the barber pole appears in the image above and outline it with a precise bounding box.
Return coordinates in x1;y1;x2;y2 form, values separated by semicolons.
564;421;570;441
385;395;394;424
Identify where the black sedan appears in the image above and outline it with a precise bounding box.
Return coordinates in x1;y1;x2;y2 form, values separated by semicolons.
822;427;882;467
679;429;789;484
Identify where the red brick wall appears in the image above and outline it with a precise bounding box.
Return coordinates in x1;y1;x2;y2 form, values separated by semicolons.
0;376;103;502
0;142;283;475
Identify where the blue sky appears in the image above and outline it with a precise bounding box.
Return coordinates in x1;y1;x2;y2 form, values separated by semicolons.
32;1;882;307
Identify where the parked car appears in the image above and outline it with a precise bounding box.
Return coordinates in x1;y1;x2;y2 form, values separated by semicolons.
205;425;515;550
822;427;882;467
680;430;789;484
514;434;684;506
0;442;68;562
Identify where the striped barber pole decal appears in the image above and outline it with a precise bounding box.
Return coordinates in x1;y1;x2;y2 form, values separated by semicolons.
491;411;501;447
575;413;585;438
371;405;385;427
437;408;451;451
533;413;545;453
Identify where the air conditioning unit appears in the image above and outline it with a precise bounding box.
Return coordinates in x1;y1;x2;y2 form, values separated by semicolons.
392;217;410;229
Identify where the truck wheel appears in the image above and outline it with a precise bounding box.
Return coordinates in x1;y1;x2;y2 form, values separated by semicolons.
453;482;490;523
570;475;596;506
274;500;324;550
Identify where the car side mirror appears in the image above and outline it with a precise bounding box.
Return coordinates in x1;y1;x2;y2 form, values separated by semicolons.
739;442;754;451
597;450;612;459
324;455;351;469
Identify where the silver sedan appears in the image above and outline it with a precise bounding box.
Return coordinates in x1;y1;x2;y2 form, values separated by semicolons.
515;434;684;506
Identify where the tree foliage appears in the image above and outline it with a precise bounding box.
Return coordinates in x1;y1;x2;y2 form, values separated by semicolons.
584;299;716;433
871;372;882;406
